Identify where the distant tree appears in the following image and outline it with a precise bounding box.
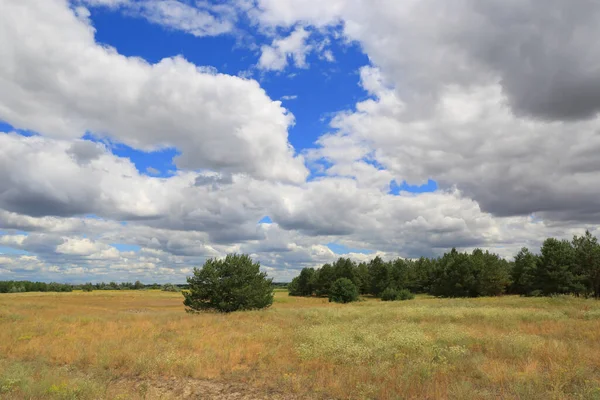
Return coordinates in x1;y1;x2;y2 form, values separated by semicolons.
298;268;316;295
356;262;371;294
368;256;391;297
511;248;538;295
412;257;437;293
313;263;336;296
134;280;144;290
390;258;412;291
570;231;600;297
431;249;476;297
9;285;24;293
162;283;180;292
287;276;301;296
472;249;511;296
328;278;359;304
82;283;94;292
288;268;316;296
183;254;273;313
332;258;361;288
536;238;576;295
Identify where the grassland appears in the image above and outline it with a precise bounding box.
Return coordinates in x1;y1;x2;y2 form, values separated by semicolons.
2;291;600;399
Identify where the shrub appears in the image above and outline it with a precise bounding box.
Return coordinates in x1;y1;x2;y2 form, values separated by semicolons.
183;254;273;313
328;278;359;304
381;287;415;301
82;283;94;292
397;289;415;300
161;283;180;292
381;287;399;301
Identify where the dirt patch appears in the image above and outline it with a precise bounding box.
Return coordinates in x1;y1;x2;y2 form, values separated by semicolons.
109;377;303;399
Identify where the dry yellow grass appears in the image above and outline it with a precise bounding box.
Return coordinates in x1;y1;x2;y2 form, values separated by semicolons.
2;291;600;399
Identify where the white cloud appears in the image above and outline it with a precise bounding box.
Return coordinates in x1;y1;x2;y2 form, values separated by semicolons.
320;67;600;221
1;132;597;282
130;0;236;37
249;0;600;120
0;0;307;183
258;26;312;71
2;0;600;284
78;0;237;37
56;237;110;256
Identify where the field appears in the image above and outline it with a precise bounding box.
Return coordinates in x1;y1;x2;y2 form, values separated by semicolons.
2;291;600;399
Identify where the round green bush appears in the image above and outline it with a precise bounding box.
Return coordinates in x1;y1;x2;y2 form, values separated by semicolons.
381;287;399;301
397;289;415;300
381;287;415;301
328;278;359;303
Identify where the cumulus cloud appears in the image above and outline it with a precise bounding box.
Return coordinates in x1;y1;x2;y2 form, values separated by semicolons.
0;134;175;218
56;237;111;256
313;67;600;222
1;131;598;282
78;0;237;37
0;0;307;182
258;26;312;71
129;0;236;37
249;0;600;121
245;2;600;223
2;0;600;284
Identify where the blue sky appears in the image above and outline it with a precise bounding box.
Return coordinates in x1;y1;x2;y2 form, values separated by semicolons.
86;7;375;181
1;0;598;282
2;2;431;191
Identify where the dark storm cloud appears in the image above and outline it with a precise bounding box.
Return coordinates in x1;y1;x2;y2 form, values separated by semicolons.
463;0;600;121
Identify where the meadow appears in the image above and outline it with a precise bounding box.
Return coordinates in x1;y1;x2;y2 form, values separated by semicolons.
1;290;600;399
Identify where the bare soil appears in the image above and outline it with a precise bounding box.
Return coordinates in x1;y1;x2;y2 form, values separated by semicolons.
109;377;304;399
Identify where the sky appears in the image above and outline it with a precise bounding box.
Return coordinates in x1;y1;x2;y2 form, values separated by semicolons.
1;0;600;283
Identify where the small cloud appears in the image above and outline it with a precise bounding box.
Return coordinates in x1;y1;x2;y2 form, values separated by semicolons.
258;27;312;72
237;69;254;79
322;50;335;62
281;95;298;101
146;166;160;176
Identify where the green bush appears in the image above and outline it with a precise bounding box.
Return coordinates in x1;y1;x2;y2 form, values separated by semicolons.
161;283;180;292
381;287;399;301
381;287;415;301
328;278;359;304
183;254;273;313
397;289;415;300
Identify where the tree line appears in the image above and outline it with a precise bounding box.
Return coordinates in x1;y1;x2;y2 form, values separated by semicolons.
0;281;188;293
0;281;73;293
289;231;600;299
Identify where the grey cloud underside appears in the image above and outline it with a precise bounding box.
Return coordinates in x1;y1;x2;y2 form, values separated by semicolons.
464;0;600;121
340;0;600;121
67;140;106;165
380;0;600;121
